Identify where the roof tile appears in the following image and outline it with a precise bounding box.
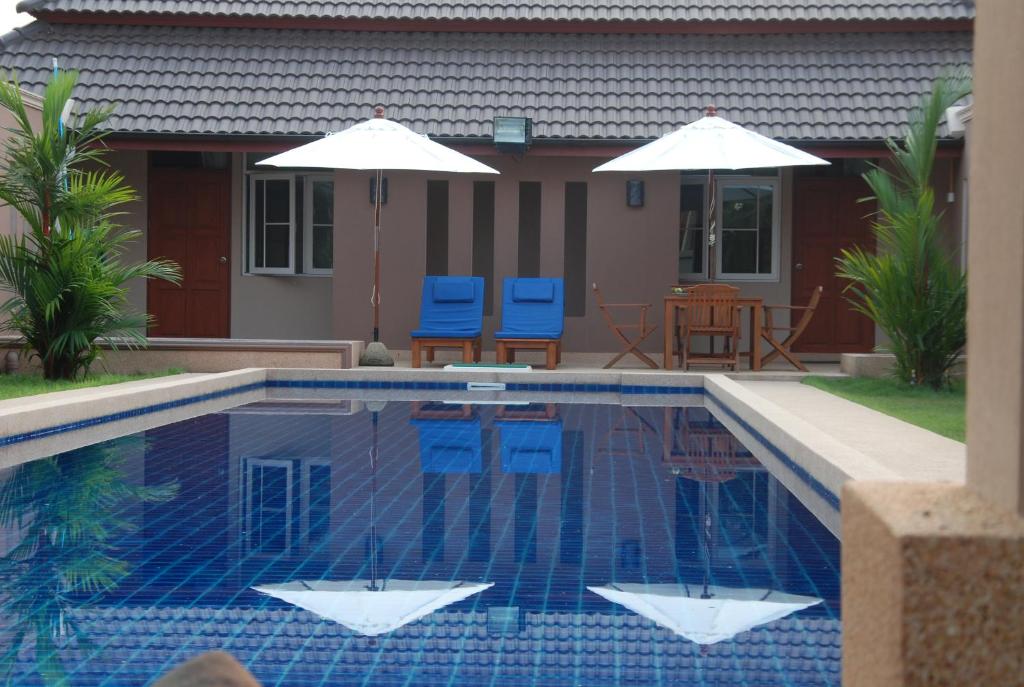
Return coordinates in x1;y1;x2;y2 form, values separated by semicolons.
21;0;976;23
0;22;972;141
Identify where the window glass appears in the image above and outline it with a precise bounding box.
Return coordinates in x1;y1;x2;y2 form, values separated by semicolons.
719;183;776;277
265;180;291;224
679;182;705;277
309;179;334;271
265;225;291;268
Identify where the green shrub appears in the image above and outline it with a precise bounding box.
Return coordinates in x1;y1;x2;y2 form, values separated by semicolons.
836;71;971;389
0;71;180;379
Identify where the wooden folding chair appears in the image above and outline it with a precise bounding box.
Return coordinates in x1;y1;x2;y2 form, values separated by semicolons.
761;285;824;372
676;283;742;371
592;283;659;369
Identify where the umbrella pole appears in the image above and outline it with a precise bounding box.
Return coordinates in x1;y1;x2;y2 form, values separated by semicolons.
707;168;717;283
368;409;381;591
372;168;382;342
359;168;395;366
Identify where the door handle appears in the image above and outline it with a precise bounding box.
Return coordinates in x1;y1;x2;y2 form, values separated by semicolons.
219;256;228;264
794;262;804;271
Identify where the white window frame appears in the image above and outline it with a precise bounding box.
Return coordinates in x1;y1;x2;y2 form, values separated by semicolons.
243;457;294;554
248;173;295;275
715;177;782;282
679;176;710;281
303;175;334;276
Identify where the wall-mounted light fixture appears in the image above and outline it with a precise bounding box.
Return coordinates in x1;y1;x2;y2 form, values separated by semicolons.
369;176;388;205
626;179;645;207
493;116;532;154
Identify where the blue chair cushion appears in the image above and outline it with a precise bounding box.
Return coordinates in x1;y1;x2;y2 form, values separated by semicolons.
413;276;484;338
433;279;476;303
513;280;554;303
495;277;564;340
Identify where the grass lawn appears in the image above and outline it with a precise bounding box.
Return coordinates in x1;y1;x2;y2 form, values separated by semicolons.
802;376;965;442
0;368;184;401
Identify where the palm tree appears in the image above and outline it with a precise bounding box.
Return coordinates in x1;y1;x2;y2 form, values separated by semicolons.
836;70;972;389
0;71;180;380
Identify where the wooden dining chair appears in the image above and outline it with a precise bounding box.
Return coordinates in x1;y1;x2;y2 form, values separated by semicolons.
676;283;742;370
760;285;824;371
592;283;659;369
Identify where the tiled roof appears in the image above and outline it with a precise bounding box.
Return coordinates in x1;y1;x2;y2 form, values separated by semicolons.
19;0;976;23
0;22;972;142
26;606;840;686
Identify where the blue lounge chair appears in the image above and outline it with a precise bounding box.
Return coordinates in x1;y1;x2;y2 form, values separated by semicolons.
496;417;563;474
411;276;484;368
412;414;483;473
494;277;564;369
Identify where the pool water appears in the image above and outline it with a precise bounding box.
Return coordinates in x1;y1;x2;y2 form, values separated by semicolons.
0;399;840;686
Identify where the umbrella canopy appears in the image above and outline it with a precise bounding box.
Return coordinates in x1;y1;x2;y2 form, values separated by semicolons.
253;579;494;637
592;110;829;172
258;113;499;174
588;582;821;645
257;108;498;360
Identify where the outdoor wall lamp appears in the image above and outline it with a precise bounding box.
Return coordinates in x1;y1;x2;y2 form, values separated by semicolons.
369;176;388;205
493;116;532;154
626;179;645;207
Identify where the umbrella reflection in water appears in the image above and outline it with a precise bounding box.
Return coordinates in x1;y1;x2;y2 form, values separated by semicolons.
253;401;493;636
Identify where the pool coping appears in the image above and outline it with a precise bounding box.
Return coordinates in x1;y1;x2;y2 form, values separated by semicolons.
0;368;705;449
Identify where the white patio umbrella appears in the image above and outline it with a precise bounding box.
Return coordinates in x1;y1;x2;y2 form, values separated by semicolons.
253;579;494;636
593;106;829;279
588;582;821;645
259;108;499;365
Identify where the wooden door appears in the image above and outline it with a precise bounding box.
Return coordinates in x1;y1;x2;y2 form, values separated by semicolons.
147;167;231;337
791;177;875;353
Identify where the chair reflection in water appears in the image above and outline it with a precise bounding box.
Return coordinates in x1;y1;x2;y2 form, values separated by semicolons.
411;401;482;473
496;404;563;474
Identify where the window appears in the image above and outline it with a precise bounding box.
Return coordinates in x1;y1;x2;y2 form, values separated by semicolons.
249;175;294;274
679;175;781;282
248;171;334;275
717;179;780;280
304;176;334;274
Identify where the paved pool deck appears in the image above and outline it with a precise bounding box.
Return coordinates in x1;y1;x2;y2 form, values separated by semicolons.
734;378;966;484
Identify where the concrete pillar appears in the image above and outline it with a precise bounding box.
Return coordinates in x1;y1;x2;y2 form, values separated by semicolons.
843;3;1024;685
965;0;1024;516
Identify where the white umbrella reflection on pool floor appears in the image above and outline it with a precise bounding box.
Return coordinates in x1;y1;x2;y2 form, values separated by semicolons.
588;582;821;646
253;579;494;637
253;402;492;636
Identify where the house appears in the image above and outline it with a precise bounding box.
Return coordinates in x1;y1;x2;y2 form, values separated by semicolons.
0;0;973;358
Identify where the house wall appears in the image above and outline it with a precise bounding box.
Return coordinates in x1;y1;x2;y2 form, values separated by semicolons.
329;155;794;356
108;149;150;317
228;154;333;340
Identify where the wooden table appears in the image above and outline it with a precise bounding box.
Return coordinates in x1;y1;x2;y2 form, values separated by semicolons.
662;294;763;371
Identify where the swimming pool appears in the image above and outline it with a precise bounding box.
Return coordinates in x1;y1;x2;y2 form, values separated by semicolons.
0;396;840;686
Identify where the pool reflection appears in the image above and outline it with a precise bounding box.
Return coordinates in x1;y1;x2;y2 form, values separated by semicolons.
0;400;840;686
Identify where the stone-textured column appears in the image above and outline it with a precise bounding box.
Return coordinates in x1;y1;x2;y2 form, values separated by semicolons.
966;0;1024;516
843;4;1024;686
